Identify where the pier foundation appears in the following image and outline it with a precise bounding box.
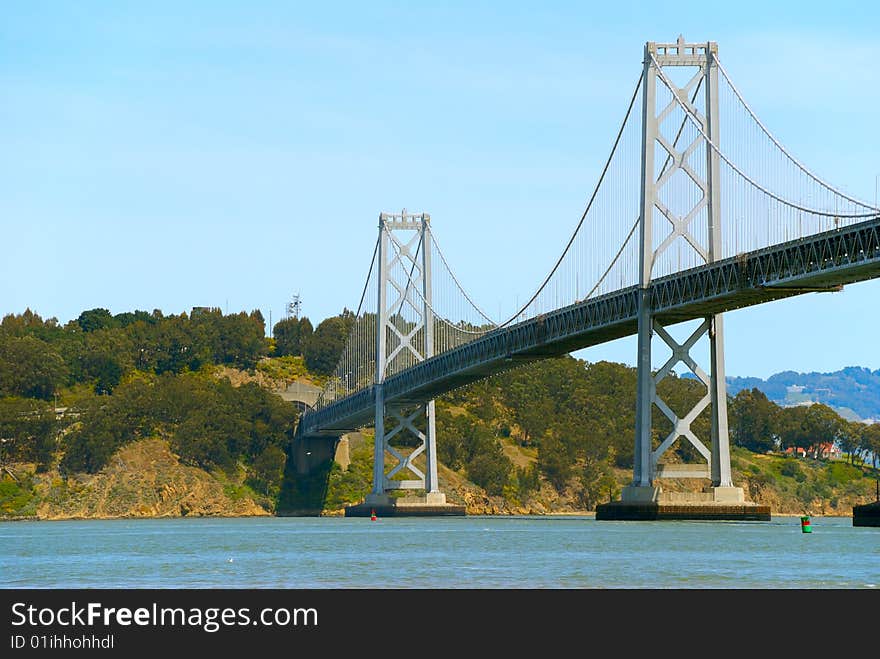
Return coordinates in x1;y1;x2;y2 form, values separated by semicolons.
345;493;465;517
852;500;880;527
596;486;770;521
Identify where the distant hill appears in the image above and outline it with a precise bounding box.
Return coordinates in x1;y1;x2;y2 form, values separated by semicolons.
725;367;880;423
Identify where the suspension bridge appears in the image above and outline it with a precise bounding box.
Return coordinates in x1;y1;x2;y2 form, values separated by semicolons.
291;37;880;519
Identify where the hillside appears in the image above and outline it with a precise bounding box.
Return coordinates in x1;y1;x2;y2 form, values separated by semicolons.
1;438;270;520
726;367;880;423
1;307;878;521
4;419;874;520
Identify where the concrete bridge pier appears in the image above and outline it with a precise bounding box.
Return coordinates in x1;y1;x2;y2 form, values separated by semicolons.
291;435;339;476
275;434;341;517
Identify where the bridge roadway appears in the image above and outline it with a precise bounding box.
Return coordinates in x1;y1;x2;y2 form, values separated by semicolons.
297;216;880;438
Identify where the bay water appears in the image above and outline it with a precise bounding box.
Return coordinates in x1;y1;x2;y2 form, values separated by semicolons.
2;515;877;589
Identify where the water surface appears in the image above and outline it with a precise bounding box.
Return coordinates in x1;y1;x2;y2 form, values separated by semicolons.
2;515;876;588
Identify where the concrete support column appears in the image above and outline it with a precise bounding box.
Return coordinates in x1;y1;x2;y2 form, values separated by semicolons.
371;384;386;497
633;288;654;488
709;314;734;487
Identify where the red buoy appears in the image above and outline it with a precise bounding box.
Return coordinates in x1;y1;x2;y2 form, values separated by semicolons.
370;508;377;521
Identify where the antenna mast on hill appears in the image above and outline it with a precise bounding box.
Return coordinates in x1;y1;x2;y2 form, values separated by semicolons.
287;293;302;319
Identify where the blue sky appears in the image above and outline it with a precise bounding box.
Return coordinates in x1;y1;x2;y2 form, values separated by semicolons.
2;1;878;379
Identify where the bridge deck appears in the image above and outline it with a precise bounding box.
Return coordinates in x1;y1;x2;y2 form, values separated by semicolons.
298;216;880;437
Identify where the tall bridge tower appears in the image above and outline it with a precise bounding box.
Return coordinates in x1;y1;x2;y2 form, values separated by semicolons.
623;36;742;506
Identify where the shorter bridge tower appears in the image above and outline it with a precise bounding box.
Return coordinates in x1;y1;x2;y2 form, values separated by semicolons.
365;210;447;508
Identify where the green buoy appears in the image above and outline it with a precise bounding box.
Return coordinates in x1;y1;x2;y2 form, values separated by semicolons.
800;515;812;533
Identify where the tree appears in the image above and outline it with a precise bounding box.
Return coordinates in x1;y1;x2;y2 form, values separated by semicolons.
113;309;156;328
68;329;133;393
776;403;845;458
213;312;267;369
77;308;115;332
251;445;287;495
1;309;61;342
303;316;349;375
152;314;198;374
838;421;864;465
580;360;637;468
777;406;807;452
499;358;574;446
801;404;844;458
273;317;313;357
466;446;512;496
730;388;779;453
0;335;67;400
59;379;158;474
537;431;576;491
860;423;880;469
0;397;56;471
435;408;474;470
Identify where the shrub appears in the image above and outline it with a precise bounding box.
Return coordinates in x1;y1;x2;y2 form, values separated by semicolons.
825;462;861;486
466;446;513;496
780;459;806;482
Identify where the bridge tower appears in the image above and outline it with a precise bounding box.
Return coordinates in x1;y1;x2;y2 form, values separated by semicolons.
623;37;744;506
365;210;447;508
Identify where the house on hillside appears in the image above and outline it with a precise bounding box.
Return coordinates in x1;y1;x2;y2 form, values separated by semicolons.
813;442;842;460
784;443;842;460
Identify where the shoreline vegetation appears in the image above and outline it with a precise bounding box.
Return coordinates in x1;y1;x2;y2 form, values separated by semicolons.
1;307;878;522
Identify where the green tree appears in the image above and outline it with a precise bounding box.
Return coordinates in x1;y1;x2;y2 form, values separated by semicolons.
579;457;619;509
77;308;115;332
0;335;68;400
730;388;779;453
113;309;156;328
1;309;62;342
303;316;349;375
213;311;267;369
69;329;133;393
273;317;313;357
0;397;56;471
777;405;807;452
511;463;540;500
435;408;474;470
231;381;296;457
537;431;576;491
250;445;287;495
465;443;513;496
838;421;864;466
860;423;880;469
801;404;844;458
152;314;198;374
